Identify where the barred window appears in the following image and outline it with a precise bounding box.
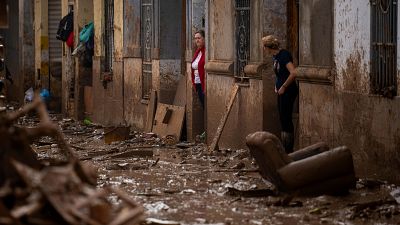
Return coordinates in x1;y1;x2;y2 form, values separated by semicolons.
141;0;153;100
235;0;250;78
104;0;114;73
371;0;397;96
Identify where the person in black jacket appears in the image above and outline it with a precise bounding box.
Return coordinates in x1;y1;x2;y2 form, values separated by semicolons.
262;35;298;153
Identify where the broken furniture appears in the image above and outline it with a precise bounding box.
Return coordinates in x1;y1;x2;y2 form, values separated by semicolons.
246;131;356;195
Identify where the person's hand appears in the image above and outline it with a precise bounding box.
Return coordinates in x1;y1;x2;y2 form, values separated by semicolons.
274;86;278;93
278;86;286;95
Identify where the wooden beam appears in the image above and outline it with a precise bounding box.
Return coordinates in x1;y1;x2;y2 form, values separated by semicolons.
208;84;239;152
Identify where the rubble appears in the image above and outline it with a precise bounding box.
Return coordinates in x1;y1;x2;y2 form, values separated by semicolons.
0;94;144;225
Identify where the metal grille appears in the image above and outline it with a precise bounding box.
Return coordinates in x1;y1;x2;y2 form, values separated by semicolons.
235;0;250;77
104;0;114;72
371;0;397;95
48;0;62;77
142;0;153;99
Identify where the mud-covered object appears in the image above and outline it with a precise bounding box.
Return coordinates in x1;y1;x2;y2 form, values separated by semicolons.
246;131;356;195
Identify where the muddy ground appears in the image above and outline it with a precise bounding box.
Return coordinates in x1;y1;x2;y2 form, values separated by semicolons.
25;114;400;225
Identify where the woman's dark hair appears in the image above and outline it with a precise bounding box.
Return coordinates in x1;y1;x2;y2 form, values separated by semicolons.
195;30;205;38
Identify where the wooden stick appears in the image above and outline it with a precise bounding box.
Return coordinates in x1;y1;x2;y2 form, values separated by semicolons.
209;84;239;152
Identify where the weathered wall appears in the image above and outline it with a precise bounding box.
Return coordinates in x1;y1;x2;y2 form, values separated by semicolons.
299;0;400;184
123;0;147;130
207;76;263;148
0;1;20;101
334;0;369;93
92;0;124;126
263;0;287;48
206;0;267;149
0;0;34;102
262;0;287;137
21;0;35;99
159;0;183;104
299;0;332;66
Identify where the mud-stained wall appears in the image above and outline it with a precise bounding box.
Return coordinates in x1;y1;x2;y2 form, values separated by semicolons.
206;0;267;149
159;0;183;104
263;0;287;48
92;0;124;126
334;0;370;93
207;76;263;149
0;0;34;102
299;1;400;184
261;0;287;137
208;0;234;61
299;0;332;66
123;0;147;130
124;58;147;130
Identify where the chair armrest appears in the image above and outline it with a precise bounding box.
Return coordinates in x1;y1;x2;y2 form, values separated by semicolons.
278;146;354;190
288;142;329;161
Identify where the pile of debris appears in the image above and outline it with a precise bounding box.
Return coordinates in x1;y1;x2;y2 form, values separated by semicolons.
0;94;144;225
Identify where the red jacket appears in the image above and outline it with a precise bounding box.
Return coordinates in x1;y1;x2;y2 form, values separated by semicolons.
191;47;205;92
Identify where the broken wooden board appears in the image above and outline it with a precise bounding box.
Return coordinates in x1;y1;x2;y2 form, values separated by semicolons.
209;84;239;152
109;149;153;159
104;126;130;144
145;90;158;132
152;103;185;140
173;77;186;107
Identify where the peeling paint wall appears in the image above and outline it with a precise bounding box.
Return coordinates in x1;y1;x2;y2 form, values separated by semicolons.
299;0;400;184
334;0;370;93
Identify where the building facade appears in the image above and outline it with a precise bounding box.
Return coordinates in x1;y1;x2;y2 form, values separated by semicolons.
0;0;35;103
298;0;400;184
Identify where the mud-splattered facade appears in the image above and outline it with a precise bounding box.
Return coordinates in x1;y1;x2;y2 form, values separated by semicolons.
298;0;400;184
89;0;186;130
206;0;297;149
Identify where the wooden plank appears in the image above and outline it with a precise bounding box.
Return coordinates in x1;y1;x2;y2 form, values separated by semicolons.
208;84;239;152
145;90;157;132
173;77;186;107
152;103;185;140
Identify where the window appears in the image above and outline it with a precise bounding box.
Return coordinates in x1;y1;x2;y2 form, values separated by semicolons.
235;0;250;78
141;0;153;100
104;0;114;73
371;0;397;96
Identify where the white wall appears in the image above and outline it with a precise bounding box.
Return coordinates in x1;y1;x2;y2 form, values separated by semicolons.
334;0;370;93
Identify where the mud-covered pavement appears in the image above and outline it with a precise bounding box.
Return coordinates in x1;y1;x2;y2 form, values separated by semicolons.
26;115;400;225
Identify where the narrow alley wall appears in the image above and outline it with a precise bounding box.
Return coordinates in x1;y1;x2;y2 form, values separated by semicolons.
0;0;34;102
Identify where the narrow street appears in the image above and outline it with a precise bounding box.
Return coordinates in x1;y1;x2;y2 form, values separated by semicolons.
27;114;400;225
2;1;400;224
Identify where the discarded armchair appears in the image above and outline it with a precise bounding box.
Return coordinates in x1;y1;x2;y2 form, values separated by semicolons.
246;132;356;195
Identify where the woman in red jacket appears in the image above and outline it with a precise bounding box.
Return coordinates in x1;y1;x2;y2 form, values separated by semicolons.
191;30;206;107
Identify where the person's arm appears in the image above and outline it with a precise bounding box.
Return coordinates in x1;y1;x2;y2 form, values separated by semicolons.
278;62;297;95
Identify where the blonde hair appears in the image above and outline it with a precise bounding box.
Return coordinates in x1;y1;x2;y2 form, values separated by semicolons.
262;35;280;50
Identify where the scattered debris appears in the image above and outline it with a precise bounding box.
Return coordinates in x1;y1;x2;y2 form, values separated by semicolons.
0;94;144;224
